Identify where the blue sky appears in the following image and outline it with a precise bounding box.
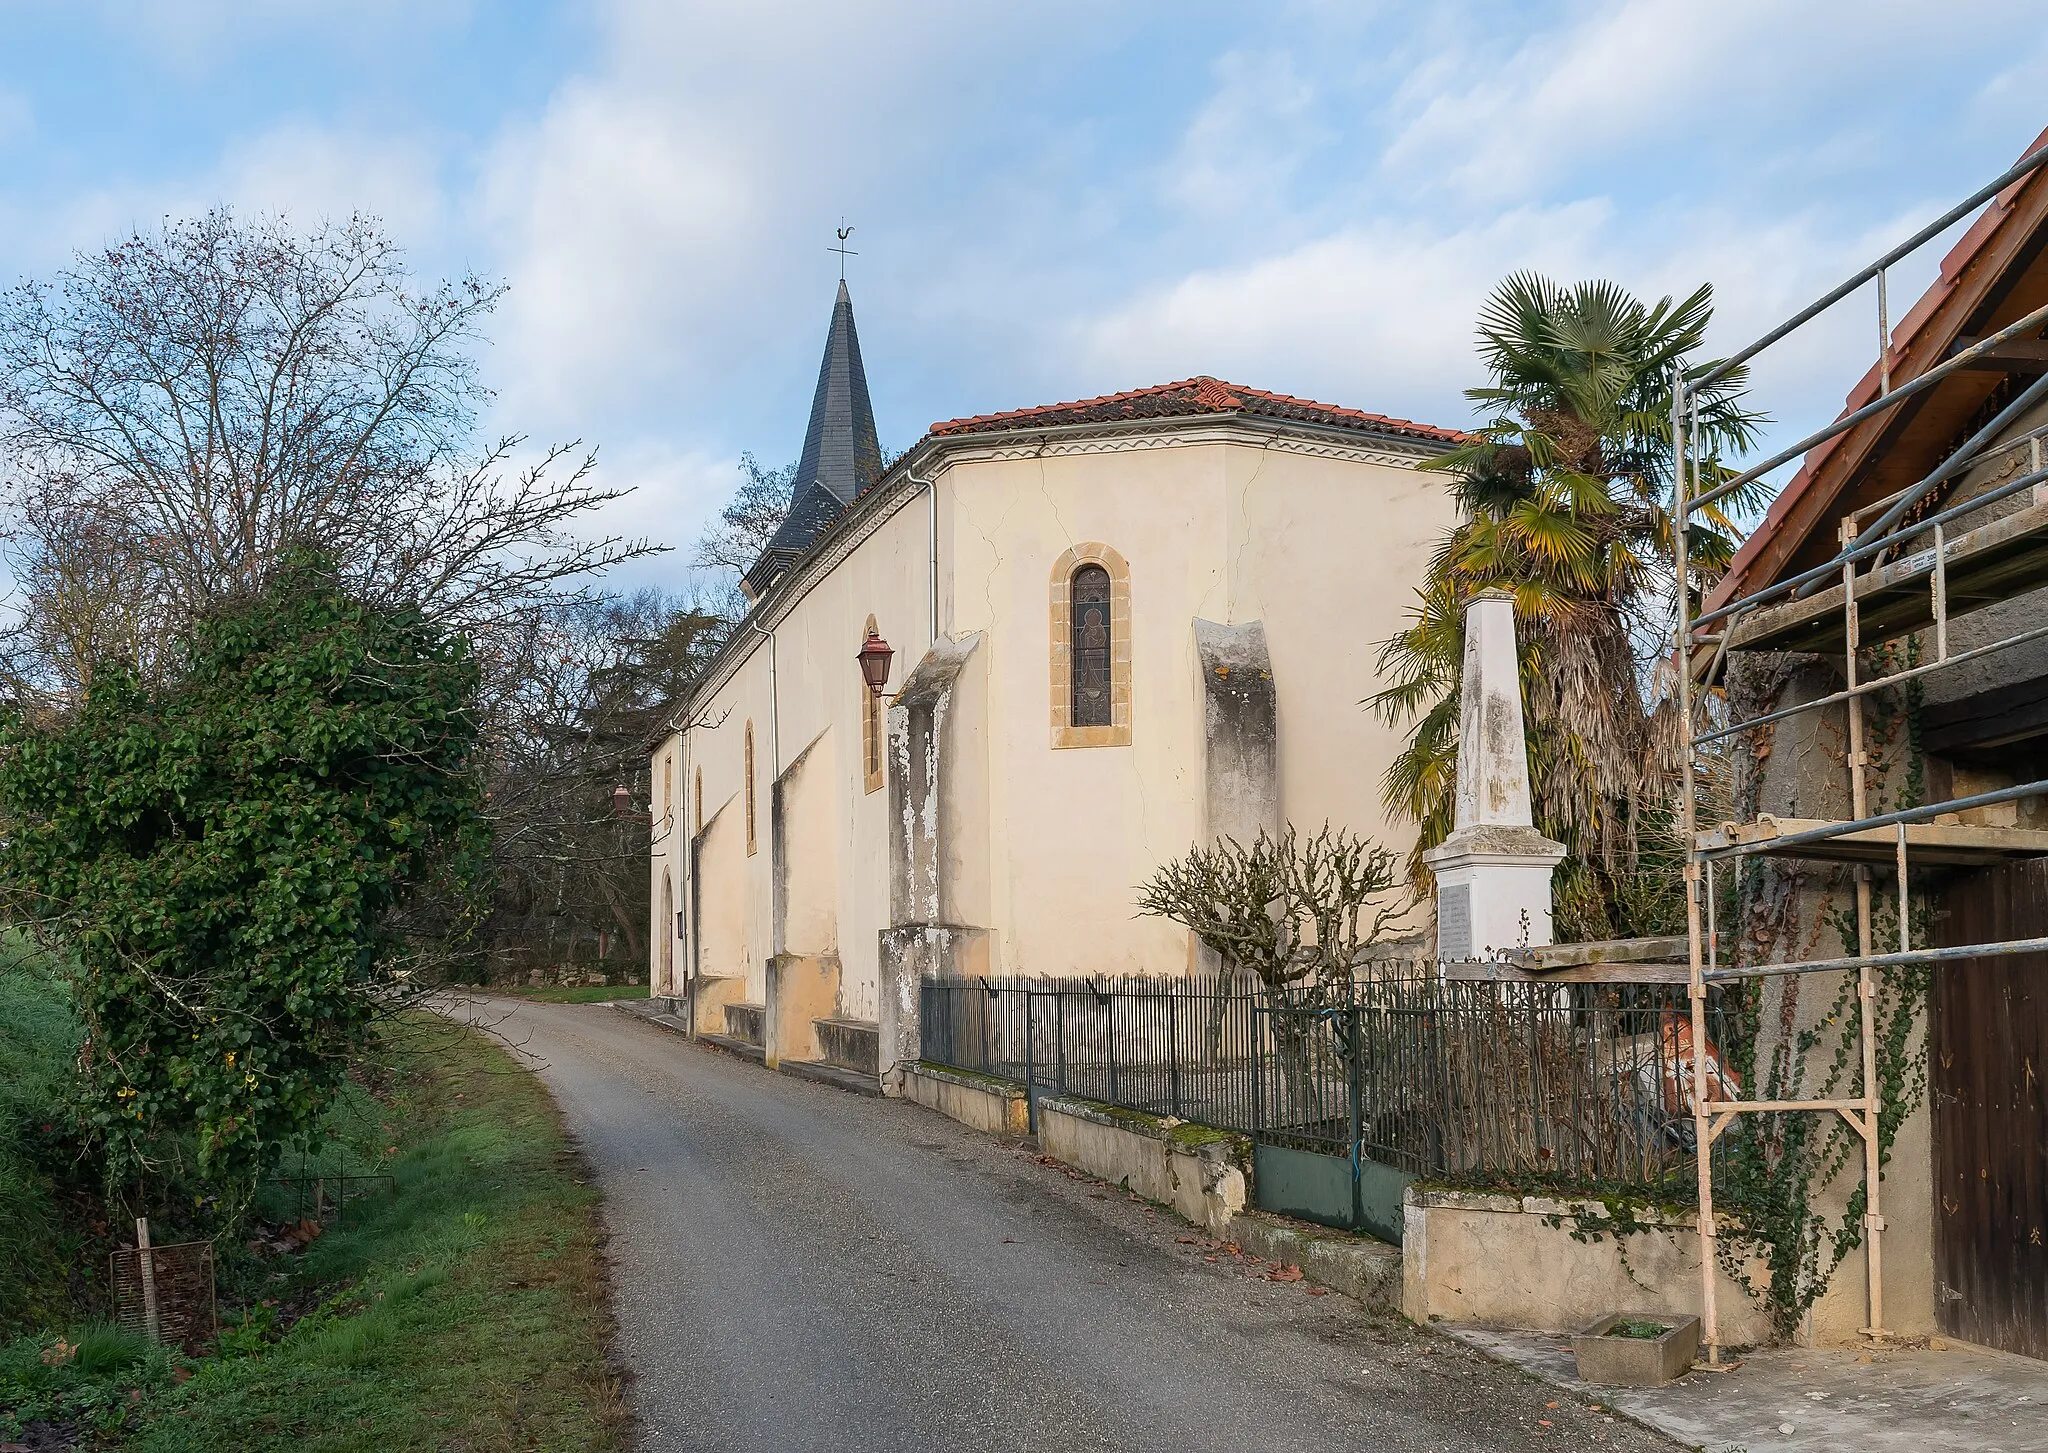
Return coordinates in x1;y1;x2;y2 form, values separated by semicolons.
3;1;2044;590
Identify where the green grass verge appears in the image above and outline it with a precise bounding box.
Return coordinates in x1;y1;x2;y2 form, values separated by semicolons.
2;1015;625;1451
0;939;93;1338
485;983;648;1005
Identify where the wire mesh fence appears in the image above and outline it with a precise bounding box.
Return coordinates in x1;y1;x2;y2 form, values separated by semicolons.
267;1169;397;1228
920;966;1743;1198
110;1241;216;1349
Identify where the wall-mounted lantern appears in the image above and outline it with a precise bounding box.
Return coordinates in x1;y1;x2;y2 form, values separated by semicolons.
857;629;895;696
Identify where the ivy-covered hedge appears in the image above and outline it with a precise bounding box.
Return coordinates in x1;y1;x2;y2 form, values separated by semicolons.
0;553;485;1203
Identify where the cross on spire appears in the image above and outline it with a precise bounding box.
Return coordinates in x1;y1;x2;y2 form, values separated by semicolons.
829;220;857;280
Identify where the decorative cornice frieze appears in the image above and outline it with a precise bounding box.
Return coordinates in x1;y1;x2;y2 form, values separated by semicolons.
942;425;1432;470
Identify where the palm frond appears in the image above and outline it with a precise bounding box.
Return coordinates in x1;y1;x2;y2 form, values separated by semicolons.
1374;267;1757;928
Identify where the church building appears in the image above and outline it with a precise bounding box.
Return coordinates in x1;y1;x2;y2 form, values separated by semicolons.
648;282;1461;1091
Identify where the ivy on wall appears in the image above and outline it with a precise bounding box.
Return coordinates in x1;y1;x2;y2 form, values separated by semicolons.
1524;643;1936;1339
1708;640;1933;1337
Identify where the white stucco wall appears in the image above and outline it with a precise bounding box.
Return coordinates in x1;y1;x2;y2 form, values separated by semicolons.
657;497;930;1018
652;415;1457;1020
943;434;1456;979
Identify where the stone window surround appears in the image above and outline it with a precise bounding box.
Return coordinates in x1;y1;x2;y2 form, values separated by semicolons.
1049;542;1132;748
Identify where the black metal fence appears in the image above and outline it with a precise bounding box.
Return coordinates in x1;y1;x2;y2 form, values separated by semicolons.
920;967;1742;1198
921;971;1268;1131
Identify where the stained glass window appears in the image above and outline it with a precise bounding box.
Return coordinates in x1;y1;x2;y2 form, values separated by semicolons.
1071;564;1112;727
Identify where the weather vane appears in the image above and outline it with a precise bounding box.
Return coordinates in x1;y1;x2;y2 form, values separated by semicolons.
829;220;857;280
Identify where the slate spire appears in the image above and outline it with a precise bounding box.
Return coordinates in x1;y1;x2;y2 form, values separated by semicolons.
742;281;884;598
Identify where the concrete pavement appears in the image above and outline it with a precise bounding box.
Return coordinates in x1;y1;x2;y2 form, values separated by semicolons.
458;996;1680;1453
1458;1326;2048;1453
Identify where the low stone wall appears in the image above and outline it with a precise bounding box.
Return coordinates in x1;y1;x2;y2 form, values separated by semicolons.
816;1018;880;1076
1230;1212;1402;1312
903;1062;1029;1136
1402;1188;1772;1346
1035;1095;1248;1234
724;1002;766;1047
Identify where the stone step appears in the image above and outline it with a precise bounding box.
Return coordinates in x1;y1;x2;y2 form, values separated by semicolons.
814;1016;880;1075
778;1059;881;1097
724;1001;766;1046
700;1032;766;1064
1227;1211;1400;1313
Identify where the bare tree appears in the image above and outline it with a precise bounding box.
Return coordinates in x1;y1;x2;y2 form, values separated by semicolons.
1138;824;1414;1118
472;589;726;983
694;452;796;575
0;209;654;699
1137;824;1412;996
691;452;793;619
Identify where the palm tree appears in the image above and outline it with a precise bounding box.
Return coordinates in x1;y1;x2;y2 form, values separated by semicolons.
1372;274;1764;940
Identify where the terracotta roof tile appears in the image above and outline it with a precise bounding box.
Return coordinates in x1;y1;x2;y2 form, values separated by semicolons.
928;376;1463;444
1709;123;2048;608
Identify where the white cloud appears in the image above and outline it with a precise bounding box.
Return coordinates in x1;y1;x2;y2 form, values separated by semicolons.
1076;187;1958;468
477;80;761;430
1161;49;1319;220
1381;0;1749;197
1080;203;1613;423
468;0;1111;440
578;435;741;566
13;0;2048;578
214;124;449;242
1378;0;2034;202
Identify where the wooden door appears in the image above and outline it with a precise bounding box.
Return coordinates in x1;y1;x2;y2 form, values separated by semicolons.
1933;858;2048;1359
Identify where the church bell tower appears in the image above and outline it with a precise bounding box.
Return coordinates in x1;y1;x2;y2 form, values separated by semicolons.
741;280;884;599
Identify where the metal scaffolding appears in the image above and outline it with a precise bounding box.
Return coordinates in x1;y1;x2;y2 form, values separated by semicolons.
1673;141;2048;1362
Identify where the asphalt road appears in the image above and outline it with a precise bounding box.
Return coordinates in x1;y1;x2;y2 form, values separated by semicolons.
464;997;1678;1453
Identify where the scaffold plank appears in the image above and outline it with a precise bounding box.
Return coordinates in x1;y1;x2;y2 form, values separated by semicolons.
1440;960;1690;984
1723;493;2048;655
1696;815;2048;866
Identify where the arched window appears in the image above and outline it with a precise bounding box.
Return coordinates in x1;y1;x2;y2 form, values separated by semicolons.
659;873;674;991
1049;544;1131;747
662;752;674;833
744;721;757;855
1070;565;1112;727
861;615;886;794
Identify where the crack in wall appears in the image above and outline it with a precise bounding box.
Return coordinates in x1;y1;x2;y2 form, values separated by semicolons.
957;485;1013;642
1223;438;1274;626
